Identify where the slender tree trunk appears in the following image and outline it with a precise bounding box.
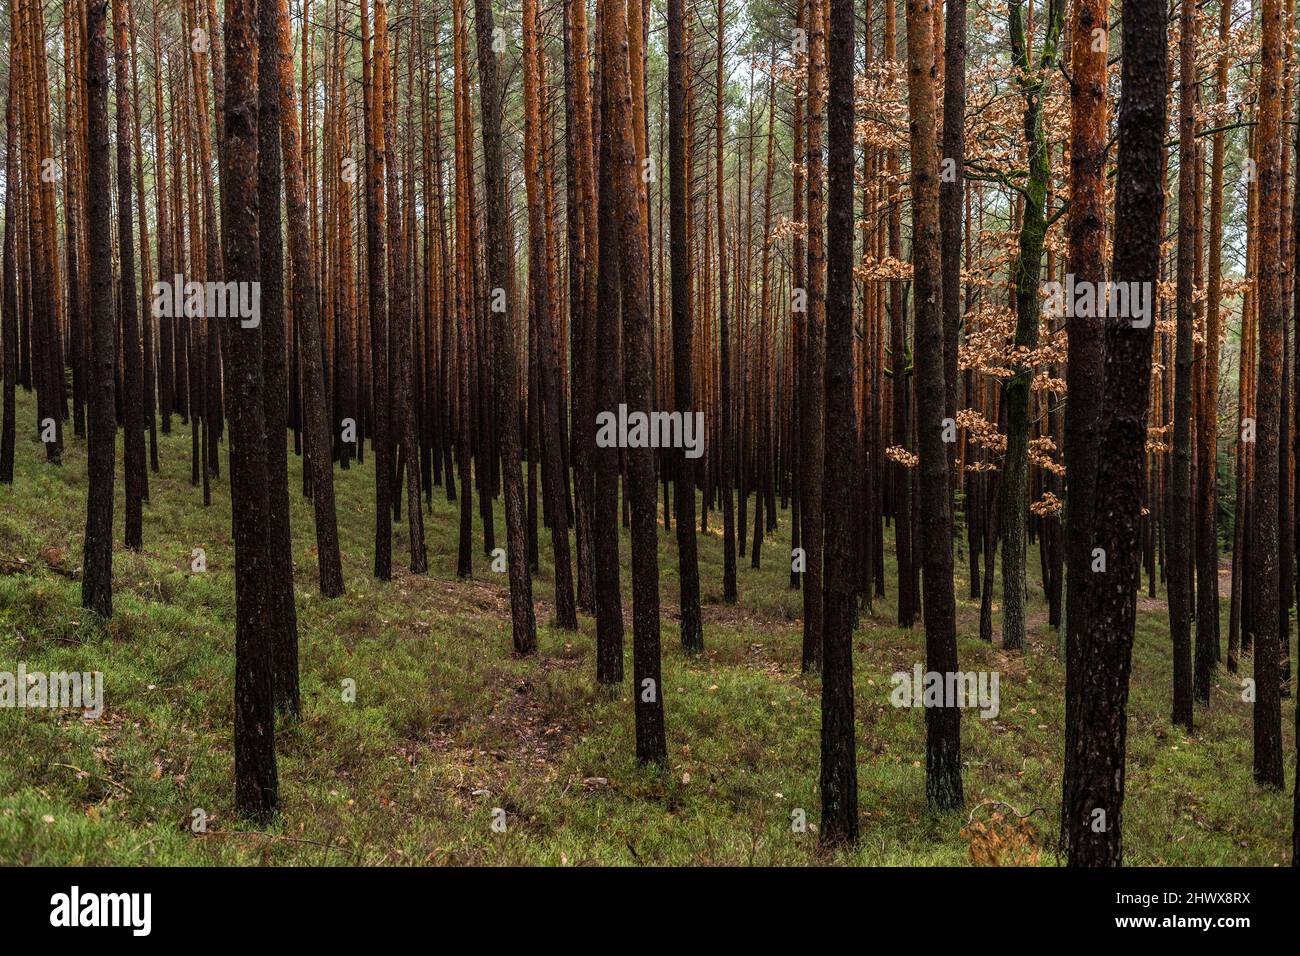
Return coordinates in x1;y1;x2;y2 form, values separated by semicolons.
525;0;577;629
452;0;474;578
802;0;827;669
1168;0;1196;730
604;0;665;763
222;0;279;823
820;0;859;848
885;0;914;627
275;0;343;598
906;0;963;813
940;0;965;488
1252;0;1286;789
1000;0;1064;652
65;0;87;443
593;42;626;686
669;0;702;652
1061;0;1108;855
82;0;115;617
114;0;145;550
717;0;737;605
257;0;302;715
475;0;537;655
362;0;392;581
384;5;427;574
1197;0;1231;700
564;0;597;615
127;1;155;479
1;36;18;485
1065;0;1166;864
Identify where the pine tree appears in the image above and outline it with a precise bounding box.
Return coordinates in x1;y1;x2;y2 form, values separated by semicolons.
81;0;116;618
475;0;537;654
905;0;962;813
604;0;666;763
1065;0;1166;864
669;0;703;652
820;0;858;848
222;0;278;823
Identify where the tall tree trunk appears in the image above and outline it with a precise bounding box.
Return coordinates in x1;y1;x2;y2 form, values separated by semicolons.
384;5;427;575
222;0;279;823
128;0;156;478
717;0;737;605
820;0;859;848
593;47;626;686
802;0;827;669
275;0;344;598
1065;0;1166;864
1000;0;1064;651
564;0;597;615
475;0;538;655
525;0;578;630
1197;0;1231;700
452;0;474;578
885;0;914;627
604;0;666;763
65;0;87;442
668;0;703;651
1061;0;1108;855
906;0;963;813
258;0;302;716
151;0;170;439
940;0;965;486
114;0;145;550
82;0;115;617
362;0;392;581
1168;0;1196;730
1252;0;1286;789
1;32;18;485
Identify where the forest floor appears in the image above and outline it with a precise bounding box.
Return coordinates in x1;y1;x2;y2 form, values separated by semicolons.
0;387;1294;865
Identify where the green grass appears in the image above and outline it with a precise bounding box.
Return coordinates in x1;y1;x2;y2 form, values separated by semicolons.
0;385;1293;865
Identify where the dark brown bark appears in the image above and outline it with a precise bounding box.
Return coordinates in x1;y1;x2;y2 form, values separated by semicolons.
383;6;426;576
127;1;155;478
1252;0;1286;789
65;0;86;442
1066;0;1166;864
820;0;859;848
604;0;665;763
1000;0;1063;652
885;0;914;628
82;0;115;618
802;0;826;670
276;0;343;598
717;0;736;605
668;0;702;652
940;0;965;479
1;34;17;485
362;0;392;581
257;0;302;716
1167;0;1196;731
452;0;473;579
907;0;963;813
222;0;278;823
1197;0;1231;701
475;0;537;655
151;0;171;438
525;0;577;630
1061;0;1109;855
564;0;596;615
593;33;626;687
114;0;144;550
